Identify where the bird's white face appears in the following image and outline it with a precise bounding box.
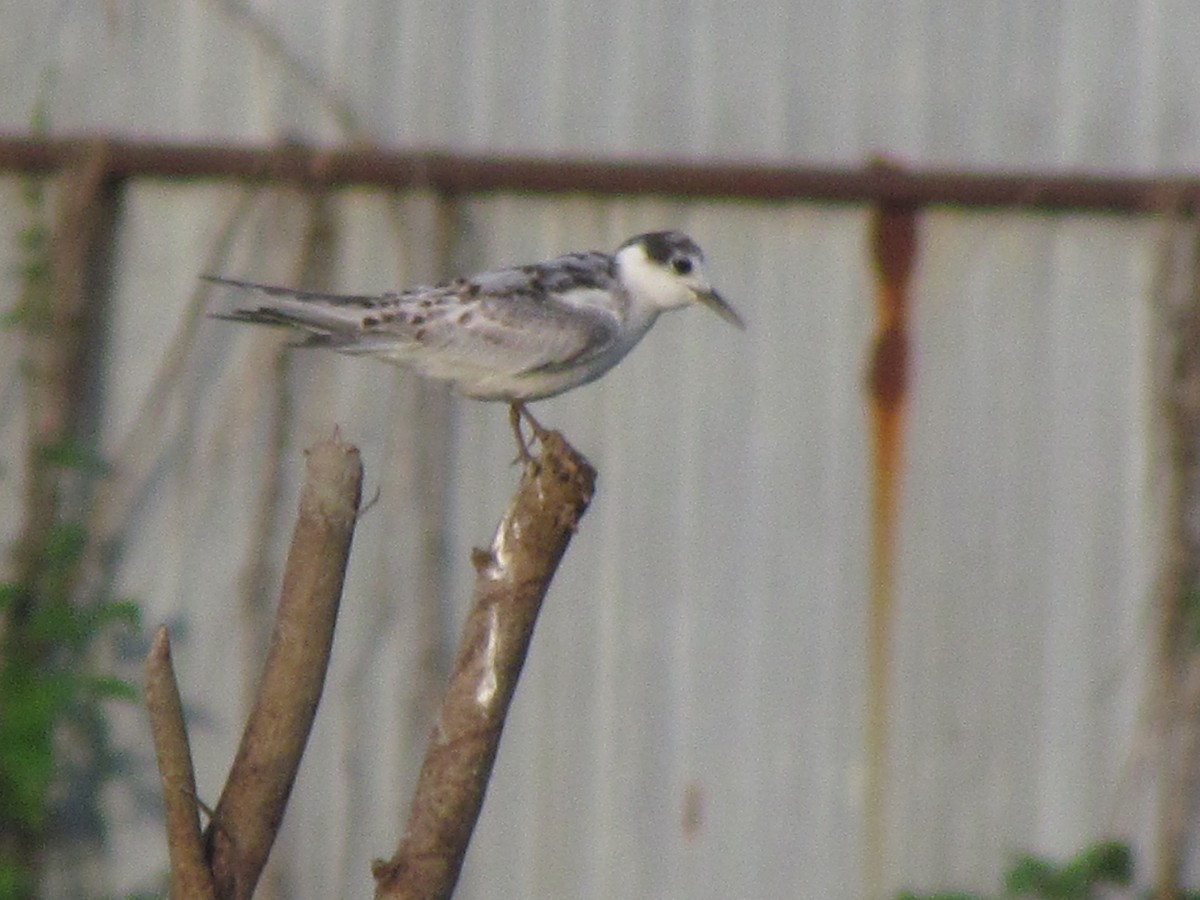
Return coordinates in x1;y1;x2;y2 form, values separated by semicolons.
615;232;745;328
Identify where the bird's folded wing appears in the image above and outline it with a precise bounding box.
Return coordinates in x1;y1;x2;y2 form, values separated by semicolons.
409;287;622;376
207;275;621;377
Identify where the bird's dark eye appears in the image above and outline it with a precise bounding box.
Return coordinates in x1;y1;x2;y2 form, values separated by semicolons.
672;258;693;275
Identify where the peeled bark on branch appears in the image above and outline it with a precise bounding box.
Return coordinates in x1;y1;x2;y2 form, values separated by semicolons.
373;430;596;900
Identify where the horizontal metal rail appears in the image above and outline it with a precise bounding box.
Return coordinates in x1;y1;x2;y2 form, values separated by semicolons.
0;134;1196;214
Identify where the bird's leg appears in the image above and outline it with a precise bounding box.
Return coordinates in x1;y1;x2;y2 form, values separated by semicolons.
508;402;550;465
509;403;534;465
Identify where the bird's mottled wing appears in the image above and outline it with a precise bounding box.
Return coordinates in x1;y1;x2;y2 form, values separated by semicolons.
389;254;624;383
206;254;623;380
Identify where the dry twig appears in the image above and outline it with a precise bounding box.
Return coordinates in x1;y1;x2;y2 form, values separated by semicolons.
144;627;217;900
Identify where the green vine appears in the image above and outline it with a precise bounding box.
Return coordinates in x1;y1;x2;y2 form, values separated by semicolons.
0;104;140;898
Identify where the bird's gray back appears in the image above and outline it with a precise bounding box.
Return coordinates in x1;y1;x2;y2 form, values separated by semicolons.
210;250;634;401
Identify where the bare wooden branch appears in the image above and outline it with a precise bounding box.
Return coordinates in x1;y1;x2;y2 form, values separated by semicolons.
205;431;363;900
87;188;261;552
202;0;364;138
372;430;596;900
14;141;114;600
1150;217;1200;899
144;626;217;900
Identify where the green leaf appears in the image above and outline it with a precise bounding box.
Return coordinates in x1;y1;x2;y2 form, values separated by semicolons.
90;599;142;630
0;860;35;897
36;439;110;475
26;599;87;646
0;582;28;611
1004;855;1057;894
38;521;88;570
16;223;48;250
0;298;32;328
85;675;139;703
1059;840;1132;888
0;668;73;827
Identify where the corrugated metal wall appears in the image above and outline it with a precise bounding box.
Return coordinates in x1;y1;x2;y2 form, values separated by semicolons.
2;1;1197;897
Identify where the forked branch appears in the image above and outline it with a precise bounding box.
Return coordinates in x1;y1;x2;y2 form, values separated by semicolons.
146;427;593;900
145;431;362;899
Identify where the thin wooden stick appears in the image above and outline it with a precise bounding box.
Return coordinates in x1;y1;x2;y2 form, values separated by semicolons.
144;626;217;900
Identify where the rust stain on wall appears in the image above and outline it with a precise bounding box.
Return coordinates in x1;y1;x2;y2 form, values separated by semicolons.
863;198;917;899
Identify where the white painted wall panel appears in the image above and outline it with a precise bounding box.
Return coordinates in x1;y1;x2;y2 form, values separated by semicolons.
0;1;1189;897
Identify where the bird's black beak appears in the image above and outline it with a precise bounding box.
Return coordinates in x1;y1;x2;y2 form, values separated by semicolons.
694;288;745;330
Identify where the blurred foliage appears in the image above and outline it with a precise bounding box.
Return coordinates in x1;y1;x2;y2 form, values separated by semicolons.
1004;841;1130;898
896;839;1200;900
0;117;141;897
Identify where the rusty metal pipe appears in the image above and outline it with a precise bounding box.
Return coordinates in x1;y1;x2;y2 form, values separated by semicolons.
1;134;1196;213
